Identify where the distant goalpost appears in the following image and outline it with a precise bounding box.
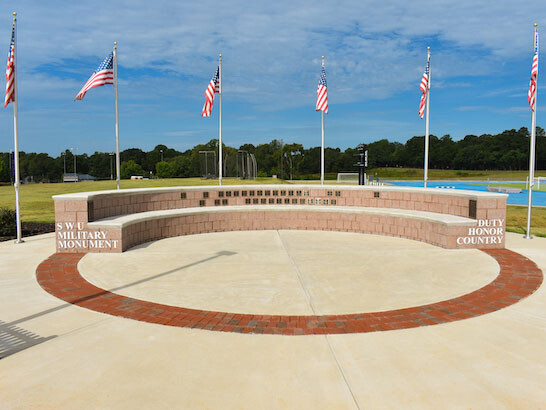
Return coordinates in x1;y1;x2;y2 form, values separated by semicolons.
337;172;383;186
526;176;546;191
337;173;359;183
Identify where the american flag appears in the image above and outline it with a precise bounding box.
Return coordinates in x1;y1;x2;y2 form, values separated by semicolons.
74;52;114;101
4;22;15;108
528;29;539;111
418;58;430;119
316;65;328;114
201;66;220;117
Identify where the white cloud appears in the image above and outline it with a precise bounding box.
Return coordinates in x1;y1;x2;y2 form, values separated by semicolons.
0;0;543;153
3;0;542;108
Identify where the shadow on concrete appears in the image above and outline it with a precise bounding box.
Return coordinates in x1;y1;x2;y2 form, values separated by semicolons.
1;250;236;357
0;320;57;360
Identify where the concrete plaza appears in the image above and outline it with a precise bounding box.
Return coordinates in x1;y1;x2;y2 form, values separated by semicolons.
1;230;545;409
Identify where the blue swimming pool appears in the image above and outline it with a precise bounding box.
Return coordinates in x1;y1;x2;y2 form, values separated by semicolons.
387;181;546;206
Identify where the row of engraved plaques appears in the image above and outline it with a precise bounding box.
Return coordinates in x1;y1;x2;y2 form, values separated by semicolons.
199;198;339;207
180;190;343;200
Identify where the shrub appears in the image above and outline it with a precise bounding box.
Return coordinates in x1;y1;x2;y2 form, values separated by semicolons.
120;160;144;179
0;207;16;236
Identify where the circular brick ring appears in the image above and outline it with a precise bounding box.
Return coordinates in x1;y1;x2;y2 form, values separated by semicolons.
36;248;542;335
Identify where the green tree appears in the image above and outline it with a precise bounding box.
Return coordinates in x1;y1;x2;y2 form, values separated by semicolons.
156;161;174;178
300;147;320;176
121;148;146;166
368;139;396;168
171;155;192;177
120;160;144;179
0;153;9;182
254;140;283;176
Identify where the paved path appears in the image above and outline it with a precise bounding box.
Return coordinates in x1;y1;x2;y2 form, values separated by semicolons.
1;231;545;409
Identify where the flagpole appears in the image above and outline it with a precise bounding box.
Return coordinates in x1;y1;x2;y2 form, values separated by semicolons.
218;53;223;186
113;42;120;190
321;56;325;186
424;46;431;189
525;24;539;239
11;12;22;243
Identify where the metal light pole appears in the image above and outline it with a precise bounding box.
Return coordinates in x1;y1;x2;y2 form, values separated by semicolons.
9;149;13;185
61;152;66;176
109;152;115;180
71;148;77;175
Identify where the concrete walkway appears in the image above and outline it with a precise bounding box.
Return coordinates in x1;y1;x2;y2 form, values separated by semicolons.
1;231;545;409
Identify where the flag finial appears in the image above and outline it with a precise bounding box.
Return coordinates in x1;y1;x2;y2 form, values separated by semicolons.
12;12;16;16
114;41;117;46
427;46;430;50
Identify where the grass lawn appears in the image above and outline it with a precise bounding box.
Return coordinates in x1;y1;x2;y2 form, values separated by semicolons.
476;183;546;192
368;168;546;181
506;205;546;237
0;176;545;237
0;177;287;223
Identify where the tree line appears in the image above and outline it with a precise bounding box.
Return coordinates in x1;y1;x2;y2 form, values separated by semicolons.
0;127;544;183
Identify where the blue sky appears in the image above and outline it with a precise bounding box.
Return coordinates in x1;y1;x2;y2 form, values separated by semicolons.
0;0;543;156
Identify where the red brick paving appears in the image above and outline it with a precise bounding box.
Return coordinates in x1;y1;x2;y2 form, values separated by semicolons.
35;249;543;335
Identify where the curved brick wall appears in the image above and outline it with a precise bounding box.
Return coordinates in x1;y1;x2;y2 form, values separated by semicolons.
118;208;472;251
54;185;507;222
52;185;507;253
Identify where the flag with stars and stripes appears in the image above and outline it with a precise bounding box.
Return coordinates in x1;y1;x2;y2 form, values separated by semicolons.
4;21;15;107
74;52;114;101
201;66;220;117
316;65;328;114
419;58;430;119
528;29;539;110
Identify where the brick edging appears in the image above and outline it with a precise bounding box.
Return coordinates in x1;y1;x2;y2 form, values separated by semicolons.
36;249;542;335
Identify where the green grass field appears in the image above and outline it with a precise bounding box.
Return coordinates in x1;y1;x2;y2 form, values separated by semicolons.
505;205;546;237
0;175;545;236
368;168;546;181
285;169;546;182
0;178;286;223
477;183;546;192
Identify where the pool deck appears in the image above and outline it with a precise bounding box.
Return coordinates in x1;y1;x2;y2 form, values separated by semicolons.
1;231;546;409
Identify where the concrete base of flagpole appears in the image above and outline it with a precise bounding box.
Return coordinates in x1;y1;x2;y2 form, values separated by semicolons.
14;239;24;244
523;234;533;239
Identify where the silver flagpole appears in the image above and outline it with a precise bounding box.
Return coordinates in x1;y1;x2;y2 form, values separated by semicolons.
525;24;539;239
218;54;223;186
114;42;120;190
424;47;431;189
11;12;22;243
321;56;325;186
